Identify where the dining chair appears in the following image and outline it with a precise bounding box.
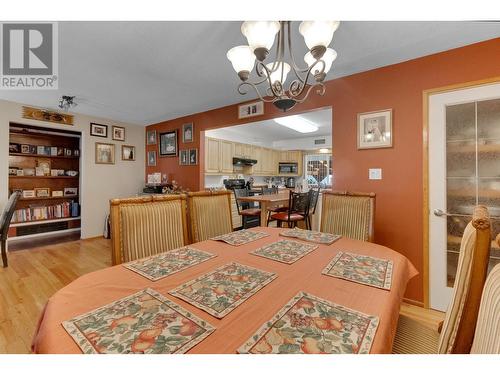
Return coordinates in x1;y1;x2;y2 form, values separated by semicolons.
392;205;492;354
187;190;233;242
233;188;261;229
320;190;375;242
262;187;287;226
109;194;189;265
0;190;22;267
470;262;500;354
269;190;311;228
305;188;320;230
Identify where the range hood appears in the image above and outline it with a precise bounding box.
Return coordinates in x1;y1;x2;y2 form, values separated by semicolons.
232;157;257;166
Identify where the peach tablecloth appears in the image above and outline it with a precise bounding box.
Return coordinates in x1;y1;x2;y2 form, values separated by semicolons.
32;227;417;354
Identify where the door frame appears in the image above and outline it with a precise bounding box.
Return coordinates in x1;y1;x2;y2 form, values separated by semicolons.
422;76;500;308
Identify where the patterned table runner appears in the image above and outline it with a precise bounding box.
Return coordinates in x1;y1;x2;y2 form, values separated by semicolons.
62;288;215;354
169;262;277;318
322;251;393;290
123;247;216;281
251;240;318;264
238;291;379;354
280;228;341;245
211;230;269;246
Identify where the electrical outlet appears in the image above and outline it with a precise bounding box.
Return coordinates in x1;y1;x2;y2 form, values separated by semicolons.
369;168;382;180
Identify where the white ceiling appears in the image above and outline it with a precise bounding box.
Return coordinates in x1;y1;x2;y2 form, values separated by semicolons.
207;108;332;146
0;21;498;125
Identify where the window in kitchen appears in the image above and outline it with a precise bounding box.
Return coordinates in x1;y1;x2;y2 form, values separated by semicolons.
305;153;332;188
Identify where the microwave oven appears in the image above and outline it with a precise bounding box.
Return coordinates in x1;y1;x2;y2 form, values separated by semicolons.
279;162;298;174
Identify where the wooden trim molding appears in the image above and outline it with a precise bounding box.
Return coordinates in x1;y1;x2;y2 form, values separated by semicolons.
422;76;500;308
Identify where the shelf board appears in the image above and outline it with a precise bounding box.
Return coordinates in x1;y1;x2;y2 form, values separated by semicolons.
10;216;81;227
9;175;79;179
9;153;79;159
19;195;79;201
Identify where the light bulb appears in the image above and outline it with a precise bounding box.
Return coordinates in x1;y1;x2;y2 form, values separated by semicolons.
304;48;337;74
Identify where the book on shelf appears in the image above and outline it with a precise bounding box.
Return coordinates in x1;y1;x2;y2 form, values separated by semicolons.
12;201;80;223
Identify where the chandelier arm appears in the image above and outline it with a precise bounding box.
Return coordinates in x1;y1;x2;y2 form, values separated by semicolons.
237;82;275;103
286;59;325;99
292;82;326;103
286;21;309;75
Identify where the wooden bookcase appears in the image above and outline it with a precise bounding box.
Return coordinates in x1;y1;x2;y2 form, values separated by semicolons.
8;123;81;240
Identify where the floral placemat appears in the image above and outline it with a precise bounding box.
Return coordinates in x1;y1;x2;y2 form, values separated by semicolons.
123;247;216;281
169;262;277;318
322;252;393;290
211;230;269;246
238;291;379;354
280;228;341;245
62;288;215;354
250;240;318;264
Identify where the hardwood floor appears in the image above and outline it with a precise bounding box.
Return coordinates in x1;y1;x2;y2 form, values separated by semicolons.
0;237;111;353
0;236;444;354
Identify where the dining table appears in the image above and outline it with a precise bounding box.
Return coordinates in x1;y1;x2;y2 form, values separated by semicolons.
32;227;417;354
237;191;291;226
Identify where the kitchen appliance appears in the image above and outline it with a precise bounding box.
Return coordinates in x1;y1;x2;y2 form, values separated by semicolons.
279;162;298;174
233;157;257;166
286;177;296;188
223;179;246;190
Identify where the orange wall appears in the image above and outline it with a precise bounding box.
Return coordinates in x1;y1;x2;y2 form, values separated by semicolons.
146;38;500;302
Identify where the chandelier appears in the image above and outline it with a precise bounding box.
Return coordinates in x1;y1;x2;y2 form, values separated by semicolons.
227;21;339;112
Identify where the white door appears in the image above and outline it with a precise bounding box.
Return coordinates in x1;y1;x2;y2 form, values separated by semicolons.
429;82;500;311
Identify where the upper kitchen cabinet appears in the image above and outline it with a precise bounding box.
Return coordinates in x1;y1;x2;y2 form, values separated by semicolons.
220;140;234;173
205;137;234;174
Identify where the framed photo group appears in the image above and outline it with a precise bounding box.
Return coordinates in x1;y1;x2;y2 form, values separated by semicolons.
179;149;198;166
91;123;136;164
146;123;195;167
90;123;126;141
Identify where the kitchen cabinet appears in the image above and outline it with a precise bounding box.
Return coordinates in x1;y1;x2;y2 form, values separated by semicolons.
220;140;234;173
205;137;221;173
252;146;263;174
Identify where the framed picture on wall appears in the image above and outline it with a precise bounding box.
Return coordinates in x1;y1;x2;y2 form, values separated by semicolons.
182;122;194;143
147;151;157;166
121;145;136;161
357;109;393;149
159;130;178;157
189;148;198;165
147;130;157;145
95;143;115;164
90;123;108;138
179;149;189;165
112;126;126;141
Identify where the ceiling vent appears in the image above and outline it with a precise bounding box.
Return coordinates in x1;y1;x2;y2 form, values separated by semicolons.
314;138;326;145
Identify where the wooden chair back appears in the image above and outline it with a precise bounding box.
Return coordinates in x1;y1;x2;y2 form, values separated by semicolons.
109;195;189;265
320;190;375;242
187;191;233;243
470;262;500;354
438;205;491;353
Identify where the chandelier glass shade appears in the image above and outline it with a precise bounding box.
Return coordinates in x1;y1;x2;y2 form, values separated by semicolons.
227;21;339;111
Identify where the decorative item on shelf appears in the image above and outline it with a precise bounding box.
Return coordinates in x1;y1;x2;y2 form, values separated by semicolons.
357;109;393;149
36;145;46;155
35;188;51;198
58;96;77;112
227;21;339;112
121;145;135;161
189;149;198;165
8;167;19;176
159;130;178;157
16;169;24;176
238;101;264;119
22;190;35;198
9;143;20;153
90;123;108;138
95;143;115;164
179;149;189;165
147;130;157;145
65;170;78;177
50;169;60;177
182;123;194;143
57;147;65;156
21;144;32;154
112;126;126;141
147;173;161;184
22;106;74;125
35;167;44;176
30;145;37;154
147;151;157;166
50;146;58;156
64;187;78;197
23;168;35;177
64;148;73;157
52;191;64;197
37;160;51;176
74;149;80;157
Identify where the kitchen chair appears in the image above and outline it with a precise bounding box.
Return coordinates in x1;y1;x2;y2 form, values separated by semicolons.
269;190;311;228
233;188;261;229
109;195;189;265
320;190;375;242
0;190;21;267
262;186;287;226
305;188;320;230
392;205;492;354
187;190;233;242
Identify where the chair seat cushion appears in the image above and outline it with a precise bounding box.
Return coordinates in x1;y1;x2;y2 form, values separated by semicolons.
267;206;288;213
241;208;261;216
270;212;304;221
